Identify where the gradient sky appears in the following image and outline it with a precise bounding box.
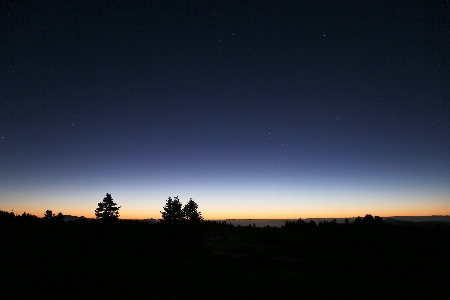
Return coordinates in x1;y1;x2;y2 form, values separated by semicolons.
1;1;449;219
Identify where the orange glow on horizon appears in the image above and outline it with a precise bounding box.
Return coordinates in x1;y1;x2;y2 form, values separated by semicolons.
4;199;449;220
6;210;450;220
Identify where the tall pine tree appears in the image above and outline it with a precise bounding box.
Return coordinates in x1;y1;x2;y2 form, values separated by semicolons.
95;193;121;219
183;198;203;222
160;196;184;223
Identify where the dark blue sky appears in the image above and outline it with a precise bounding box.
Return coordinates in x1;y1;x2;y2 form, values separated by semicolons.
1;1;449;219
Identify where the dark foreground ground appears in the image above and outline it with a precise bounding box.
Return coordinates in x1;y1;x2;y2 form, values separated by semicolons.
1;215;449;298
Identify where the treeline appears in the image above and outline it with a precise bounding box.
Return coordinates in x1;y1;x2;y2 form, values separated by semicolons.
0;193;206;251
2;204;450;298
2;194;450;258
2;209;449;245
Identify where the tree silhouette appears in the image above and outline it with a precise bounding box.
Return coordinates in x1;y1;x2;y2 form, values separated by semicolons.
44;210;64;222
160;196;184;224
183;198;203;222
159;197;204;248
56;212;64;221
363;214;374;222
44;210;54;219
95;193;121;219
0;210;15;221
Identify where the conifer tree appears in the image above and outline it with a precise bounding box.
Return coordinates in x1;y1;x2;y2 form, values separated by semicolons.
95;193;121;219
183;198;203;222
160;196;184;223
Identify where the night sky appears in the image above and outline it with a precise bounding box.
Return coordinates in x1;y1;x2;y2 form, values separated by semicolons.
1;1;449;219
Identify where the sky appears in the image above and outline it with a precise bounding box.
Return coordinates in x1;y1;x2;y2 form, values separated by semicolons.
1;1;449;219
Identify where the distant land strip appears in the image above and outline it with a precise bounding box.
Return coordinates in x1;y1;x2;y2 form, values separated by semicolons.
57;215;450;227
